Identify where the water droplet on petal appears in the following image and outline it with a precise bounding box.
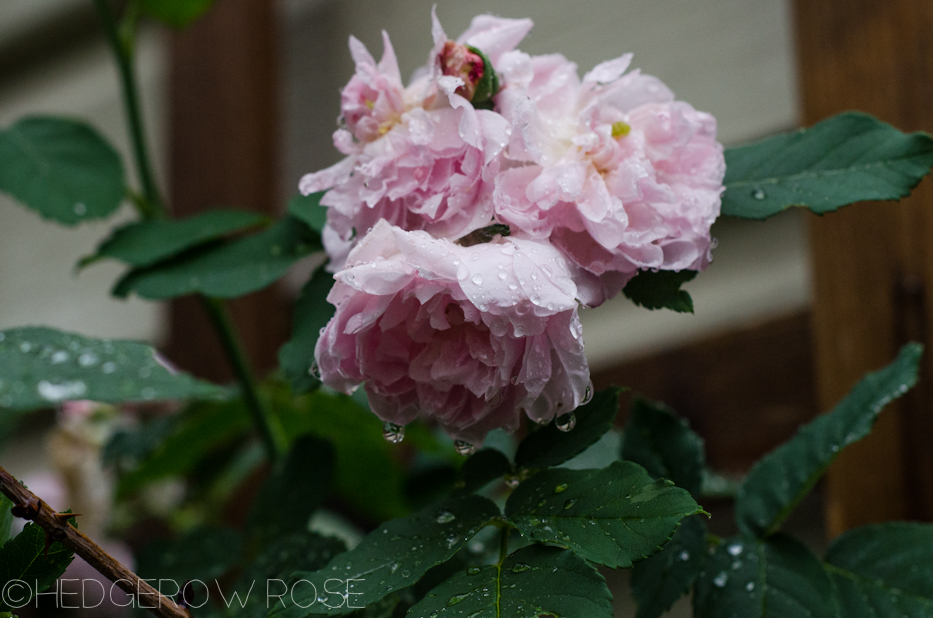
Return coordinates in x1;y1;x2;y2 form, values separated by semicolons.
581;382;594;405
383;422;405;443
471;274;483;285
556;412;576;432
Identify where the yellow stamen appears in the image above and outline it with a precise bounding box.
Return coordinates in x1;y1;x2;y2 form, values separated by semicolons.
611;121;631;138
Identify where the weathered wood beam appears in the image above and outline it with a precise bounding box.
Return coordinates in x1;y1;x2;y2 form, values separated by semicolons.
794;0;933;535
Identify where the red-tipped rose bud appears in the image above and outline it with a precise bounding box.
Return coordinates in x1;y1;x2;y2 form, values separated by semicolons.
440;41;498;107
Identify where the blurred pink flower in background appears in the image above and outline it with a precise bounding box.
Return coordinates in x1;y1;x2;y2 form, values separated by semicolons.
315;221;592;445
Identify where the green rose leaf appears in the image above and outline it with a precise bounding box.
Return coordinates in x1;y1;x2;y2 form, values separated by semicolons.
288;192;328;234
81;209;268;269
226;532;348;618
247;434;335;543
269;495;500;616
113;216;321;300
407;545;613;618
826;522;933;617
278;267;334;394
621;396;705;498
722;112;933;219
102;414;180;468
0;116;125;225
115;398;251;497
0;327;226;413
135;526;243;583
631;514;708;618
0;495;11;546
458;448;511;494
623;270;696;313
0;520;75;611
505;461;704;568
139;0;216;28
735;342;922;538
694;534;836;618
515;387;620;469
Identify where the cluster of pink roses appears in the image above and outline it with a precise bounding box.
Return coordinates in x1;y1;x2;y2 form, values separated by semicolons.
306;11;725;447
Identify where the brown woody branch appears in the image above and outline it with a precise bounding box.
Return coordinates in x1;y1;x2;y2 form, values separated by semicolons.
0;465;189;618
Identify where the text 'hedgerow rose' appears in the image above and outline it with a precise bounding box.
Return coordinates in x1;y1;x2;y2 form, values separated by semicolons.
315;221;592;445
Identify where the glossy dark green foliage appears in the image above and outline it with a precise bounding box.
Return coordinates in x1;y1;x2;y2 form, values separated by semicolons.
624;270;697;313
0;495;11;546
0;116;125;225
270;495;500;616
135;526;244;583
457;448;511;494
115;398;252;497
406;545;613;618
506;461;703;568
694;534;836;618
274;388;455;521
515;387;620;469
82;210;268;269
287;192;327;234
102;414;180;468
722;112;933;219
0;519;76;611
246;435;334;543
113;216;321;300
222;532;348;618
278;267;334;393
0;327;225;413
826;523;933;617
138;0;216;28
622;396;705;498
631;515;708;618
736;343;922;538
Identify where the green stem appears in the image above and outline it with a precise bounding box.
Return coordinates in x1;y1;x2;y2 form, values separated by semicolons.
497;526;510;566
93;0;166;220
202;297;283;461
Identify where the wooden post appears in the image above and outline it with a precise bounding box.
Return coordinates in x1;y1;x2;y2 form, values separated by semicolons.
794;0;933;535
165;0;288;382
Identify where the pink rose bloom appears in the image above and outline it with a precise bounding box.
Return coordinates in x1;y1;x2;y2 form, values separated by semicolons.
314;220;593;445
493;52;725;300
300;12;532;271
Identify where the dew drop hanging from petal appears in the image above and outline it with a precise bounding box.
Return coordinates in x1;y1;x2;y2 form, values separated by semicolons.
383;422;405;443
555;412;576;432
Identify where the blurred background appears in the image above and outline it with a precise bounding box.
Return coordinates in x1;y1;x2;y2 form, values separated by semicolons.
0;0;930;615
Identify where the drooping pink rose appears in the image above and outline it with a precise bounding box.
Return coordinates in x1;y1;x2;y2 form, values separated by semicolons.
299;11;532;271
314;220;593;445
493;52;725;301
